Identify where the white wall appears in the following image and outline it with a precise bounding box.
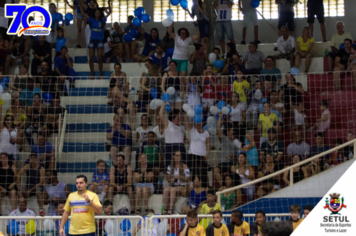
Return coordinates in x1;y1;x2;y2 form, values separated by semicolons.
64;0;356;48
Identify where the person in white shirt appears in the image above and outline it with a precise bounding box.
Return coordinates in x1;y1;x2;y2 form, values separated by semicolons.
7;197;37;236
274;26;295;68
167;23;200;76
136;114;154;147
328;21;353;71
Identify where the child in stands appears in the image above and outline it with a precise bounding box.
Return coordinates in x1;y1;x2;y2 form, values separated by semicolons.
180;209;206;236
186;76;202;109
206;210;229;236
98;200;113;236
227;210;250;236
288;204;303;231
88;160;110;202
303;205;313;218
307;100;330;133
246;80;263;127
250;210;266;236
54;23;66;58
293;102;307;131
201;189;222;226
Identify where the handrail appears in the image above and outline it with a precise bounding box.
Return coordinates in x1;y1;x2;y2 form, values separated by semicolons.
58;110;67;154
216;138;356;205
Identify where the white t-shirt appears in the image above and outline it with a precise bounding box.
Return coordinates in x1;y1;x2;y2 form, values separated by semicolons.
7;208;37;235
188;127;210;156
331;31;353;49
274;102;284;122
216;0;232;21
136;126;154;145
103;36;111;54
294;109;306;125
172;33;192;60
167;165;190;186
165;121;185;144
275;35;296;53
153;126;165;145
230;103;246;122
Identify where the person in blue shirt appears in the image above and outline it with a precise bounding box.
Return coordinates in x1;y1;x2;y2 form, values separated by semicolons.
260;56;282;87
54;23;67;58
66;0;89;48
124;15;145;62
19;77;43;107
54;46;75;89
222;53;246;84
80;4;111;79
47;3;59;48
30;134;55;169
133;28;161;62
88;159;110;202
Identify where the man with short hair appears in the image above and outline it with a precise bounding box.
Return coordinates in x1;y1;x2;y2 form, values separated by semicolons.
7;197;37;235
54;46;75;89
19;77;43;107
343;131;354;161
222;53;246;80
30;134;55;170
307;0;326;41
150;44;170;72
243;42;266;75
141;131;162;184
43;170;71;216
274;26;295;68
328;21;353;71
287;130;310;164
333;38;352;91
31;36;52;74
310;132;331;174
260;56;282;87
260;128;284;167
35;61;60;96
60;175;102;236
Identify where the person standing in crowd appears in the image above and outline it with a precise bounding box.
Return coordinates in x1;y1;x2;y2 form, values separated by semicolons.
66;0;88;48
213;0;236;56
188;0;209;55
54;23;67;58
30;134;55;170
161;61;184;110
108;22;125;63
276;0;296;35
47;3;59;48
307;0;326;41
133;28;161;62
239;0;260;45
189;43;207;76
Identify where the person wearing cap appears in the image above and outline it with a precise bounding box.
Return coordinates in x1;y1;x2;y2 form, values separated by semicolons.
17;152;46;216
260;127;284;168
243;42;266;75
19;77;43;107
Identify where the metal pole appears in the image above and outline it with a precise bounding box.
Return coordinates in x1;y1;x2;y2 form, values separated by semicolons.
289;168;294;186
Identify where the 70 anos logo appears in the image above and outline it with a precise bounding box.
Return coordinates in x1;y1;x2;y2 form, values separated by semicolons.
5;4;52;36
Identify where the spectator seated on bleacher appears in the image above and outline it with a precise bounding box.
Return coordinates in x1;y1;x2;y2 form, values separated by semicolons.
260;56;282;87
108;63;129;99
256;153;281;198
7;197;36;231
215;76;232;104
293;102;307;131
307;100;330;134
30;134;55;170
183;175;208;214
17;153;45;216
243;42;266;75
218;173;241;211
213;113;240;188
136;114;154;147
246;80;262;128
43;170;70;216
19;77;42;107
107;23;125;63
229;92;246;125
274;26;295;68
4;35;30;76
343;131;355;161
107;114;133;166
258;102;279;146
52;201;65;230
0;153;18;214
124;15;144;62
331;138;344;166
54;46;75;89
97;200;114;236
107;154;136;215
6;97;27;135
260;128;284;169
0;33;9;75
328;21;353;71
25;94;47;146
287;130;310;163
150;44;171;72
134;154;154;215
269;89;285;137
283;154;308;186
294;27;314;73
163;150;190;215
333;38;353;91
88;160;109;202
133;28;161;63
308;132;331;176
35;61;60;97
31;36;52;74
45;94;65;133
0;114;22;165
10;64;30;94
222;53;246;80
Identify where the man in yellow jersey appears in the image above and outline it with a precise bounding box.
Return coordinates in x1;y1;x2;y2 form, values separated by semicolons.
59;175;102;236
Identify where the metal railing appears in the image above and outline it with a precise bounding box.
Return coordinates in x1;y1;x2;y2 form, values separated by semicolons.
58;110;67;155
216;138;356;205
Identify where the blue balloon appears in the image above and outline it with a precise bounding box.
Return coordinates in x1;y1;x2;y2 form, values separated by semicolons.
0;84;5;93
65;13;73;21
162;93;170;102
137;7;145;14
150;88;158;99
132;18;141;27
339;43;344;50
167;234;177;236
194;105;203;115
171;0;180;6
65;19;70;26
9;220;19;235
290;67;300;76
141;14;151;23
120;219;131;232
251;0;260;8
167;9;174;16
217;101;225;110
213;59;225;69
180;0;188;9
259;103;264;112
165;104;172;112
124;34;133;42
166;48;174;56
129;29;138;38
64;220;70;234
193;115;203;124
57;13;63;22
261;98;267;104
134;8;143;18
1;77;10;85
228;106;232;114
43;93;53;103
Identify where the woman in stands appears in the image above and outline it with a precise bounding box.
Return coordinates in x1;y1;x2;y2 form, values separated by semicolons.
283;154;308;186
133;28;161;62
167;23;200;77
184;175;208;213
0;152;18;214
134;154;154;215
162;150;190;215
153;115;165;147
25;93;46;146
108;63;128;98
294;26;314;73
228;92;246;126
218;173;242;211
162;25;175;52
136;114;153;147
159;101;188;168
161;61;184;110
256;152;281;198
10;64;30;95
189;43;207;76
231;152;255;202
79;2;111;79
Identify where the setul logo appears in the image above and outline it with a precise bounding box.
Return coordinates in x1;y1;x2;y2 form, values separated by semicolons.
324;193;347;215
